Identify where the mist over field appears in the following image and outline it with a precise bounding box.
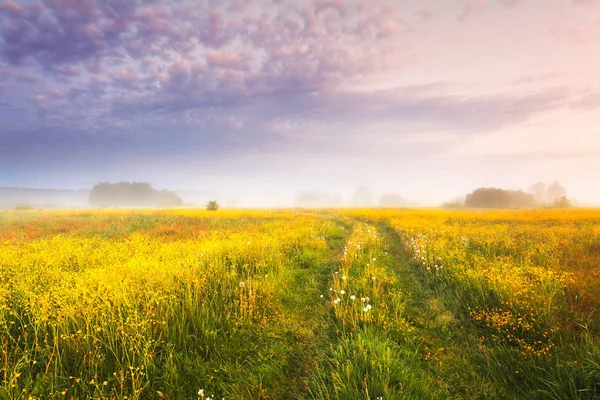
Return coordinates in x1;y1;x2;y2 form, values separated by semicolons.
1;2;600;398
1;0;599;207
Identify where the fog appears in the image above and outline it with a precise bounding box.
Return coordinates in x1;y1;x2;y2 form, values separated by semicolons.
0;176;593;210
1;0;599;207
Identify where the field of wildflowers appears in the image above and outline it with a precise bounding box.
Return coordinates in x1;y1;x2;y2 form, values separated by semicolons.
0;209;598;399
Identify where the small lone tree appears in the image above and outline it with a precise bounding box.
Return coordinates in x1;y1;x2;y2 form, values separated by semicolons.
206;201;219;211
553;196;572;208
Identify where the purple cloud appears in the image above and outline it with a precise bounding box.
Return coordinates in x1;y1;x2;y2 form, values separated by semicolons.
1;0;598;201
270;85;574;139
1;0;407;118
0;0;141;66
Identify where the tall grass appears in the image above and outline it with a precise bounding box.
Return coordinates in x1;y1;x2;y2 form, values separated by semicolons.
0;209;598;399
0;211;337;398
349;209;600;399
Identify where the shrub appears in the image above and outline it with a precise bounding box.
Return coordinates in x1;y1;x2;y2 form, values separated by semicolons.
553;196;572;208
464;188;536;209
206;201;219;211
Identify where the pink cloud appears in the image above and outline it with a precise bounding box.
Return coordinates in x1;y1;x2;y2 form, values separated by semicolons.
55;65;80;76
167;59;190;82
16;72;39;83
314;0;349;16
81;24;104;38
0;0;23;16
0;0;410;128
44;0;98;21
376;18;402;38
47;88;63;97
206;51;246;70
91;74;107;84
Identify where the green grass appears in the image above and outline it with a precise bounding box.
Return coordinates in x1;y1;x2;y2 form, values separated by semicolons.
0;210;598;399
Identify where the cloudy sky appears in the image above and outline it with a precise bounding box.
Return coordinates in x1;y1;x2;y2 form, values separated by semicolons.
1;0;599;206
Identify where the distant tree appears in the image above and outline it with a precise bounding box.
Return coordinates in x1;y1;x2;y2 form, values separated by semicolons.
442;201;464;209
14;203;35;211
553;196;572;208
206;201;219;211
89;182;183;208
464;187;536;209
378;193;407;208
546;181;567;203
529;182;547;203
441;195;466;209
352;185;373;207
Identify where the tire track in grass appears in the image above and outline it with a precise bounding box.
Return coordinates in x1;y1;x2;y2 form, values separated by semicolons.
308;219;445;400
374;220;510;400
271;215;354;399
185;215;353;400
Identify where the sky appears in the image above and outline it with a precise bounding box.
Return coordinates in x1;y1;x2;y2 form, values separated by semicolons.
1;0;599;206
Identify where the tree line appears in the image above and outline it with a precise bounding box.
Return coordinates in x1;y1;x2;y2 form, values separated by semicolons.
89;182;183;208
447;181;571;209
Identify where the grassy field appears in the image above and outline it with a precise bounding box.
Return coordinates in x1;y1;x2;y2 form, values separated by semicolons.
0;209;599;399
